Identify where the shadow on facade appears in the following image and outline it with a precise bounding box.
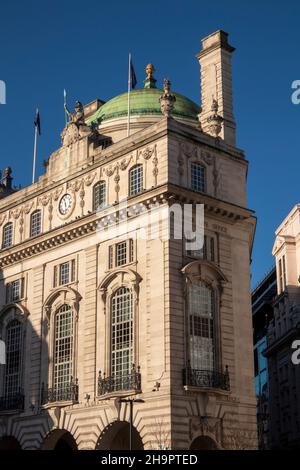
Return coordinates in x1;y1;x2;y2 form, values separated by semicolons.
96;420;144;450
189;435;219;450
41;429;77;450
0;435;22;449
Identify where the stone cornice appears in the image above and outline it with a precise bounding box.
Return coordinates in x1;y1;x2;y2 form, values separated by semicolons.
0;117;246;213
0;183;254;268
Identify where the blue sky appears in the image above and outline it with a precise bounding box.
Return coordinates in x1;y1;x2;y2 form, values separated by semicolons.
0;0;299;286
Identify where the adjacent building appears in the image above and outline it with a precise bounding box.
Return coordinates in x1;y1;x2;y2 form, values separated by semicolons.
0;31;257;450
265;204;300;449
252;266;276;448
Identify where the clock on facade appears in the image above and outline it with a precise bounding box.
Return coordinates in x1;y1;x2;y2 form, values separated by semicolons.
59;194;73;215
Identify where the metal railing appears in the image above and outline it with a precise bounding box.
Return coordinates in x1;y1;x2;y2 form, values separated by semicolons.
41;379;78;404
98;365;141;396
182;366;230;391
0;391;24;411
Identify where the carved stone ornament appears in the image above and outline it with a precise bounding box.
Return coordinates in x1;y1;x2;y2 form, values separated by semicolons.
159;79;176;117
207;99;223;137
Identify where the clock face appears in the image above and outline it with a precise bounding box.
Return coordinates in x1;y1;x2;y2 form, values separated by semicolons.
59;194;73;215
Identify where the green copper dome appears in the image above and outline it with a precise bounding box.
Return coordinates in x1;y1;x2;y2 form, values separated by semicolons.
88;88;200;124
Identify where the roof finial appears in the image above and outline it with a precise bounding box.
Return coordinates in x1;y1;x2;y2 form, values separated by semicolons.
144;64;157;89
206;97;223;138
159;79;176;117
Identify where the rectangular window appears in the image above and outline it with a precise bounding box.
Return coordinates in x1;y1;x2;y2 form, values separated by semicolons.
30;210;42;237
191;163;205;193
109;240;134;269
187;235;216;262
55;260;75;287
6;279;23;303
2;223;13;249
129;165;143;196
60;262;70;285
116;241;127;267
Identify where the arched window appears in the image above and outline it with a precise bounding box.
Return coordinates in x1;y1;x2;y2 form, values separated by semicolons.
53;305;74;392
2;222;13;249
4;319;22;397
93;181;106;211
129;165;143;196
30;210;42;237
191;162;206;193
188;282;215;371
111;287;133;378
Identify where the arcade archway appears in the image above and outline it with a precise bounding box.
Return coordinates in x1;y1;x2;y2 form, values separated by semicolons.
41;429;77;450
96;420;144;450
190;435;219;450
0;436;22;450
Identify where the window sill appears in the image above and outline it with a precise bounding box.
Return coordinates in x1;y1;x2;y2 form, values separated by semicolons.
42;399;78;409
183;385;230;396
97;389;141;401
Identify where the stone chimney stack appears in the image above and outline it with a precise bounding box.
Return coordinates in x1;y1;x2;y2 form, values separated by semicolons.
196;30;236;146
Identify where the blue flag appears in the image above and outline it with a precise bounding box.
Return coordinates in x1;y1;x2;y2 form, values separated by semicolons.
130;56;137;89
34;109;41;135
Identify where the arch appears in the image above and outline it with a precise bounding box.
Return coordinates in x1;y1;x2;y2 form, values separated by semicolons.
41;429;78;450
0;303;29;330
182;259;227;285
189;434;220;450
98;268;142;302
44;286;82;324
96;421;144;450
0;435;22;450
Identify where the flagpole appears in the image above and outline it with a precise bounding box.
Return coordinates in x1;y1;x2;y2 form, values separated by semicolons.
32;109;38;184
127;53;131;137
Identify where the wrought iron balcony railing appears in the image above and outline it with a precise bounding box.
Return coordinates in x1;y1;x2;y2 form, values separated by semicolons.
98;365;141;396
182;366;230;391
41;379;79;405
0;391;24;412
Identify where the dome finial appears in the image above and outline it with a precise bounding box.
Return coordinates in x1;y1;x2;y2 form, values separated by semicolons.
159;79;176;117
144;64;157;89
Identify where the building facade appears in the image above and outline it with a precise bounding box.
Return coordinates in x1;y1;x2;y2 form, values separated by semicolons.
265;205;300;449
252;267;276;449
0;30;257;450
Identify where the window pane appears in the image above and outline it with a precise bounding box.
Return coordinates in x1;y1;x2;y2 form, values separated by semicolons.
93;181;106;211
2;223;13;248
129;165;143;196
54;305;73;390
116;241;127;266
5;319;22;396
30;210;41;237
111;287;133;378
60;262;70;285
189;282;215;371
191;163;205;192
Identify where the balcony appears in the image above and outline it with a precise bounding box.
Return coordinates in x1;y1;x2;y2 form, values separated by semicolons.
41;379;79;405
98;365;141;396
182;366;230;391
0;391;24;412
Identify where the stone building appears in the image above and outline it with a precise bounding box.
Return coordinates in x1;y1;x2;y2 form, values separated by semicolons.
0;30;257;450
265;204;300;449
252;266;276;449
